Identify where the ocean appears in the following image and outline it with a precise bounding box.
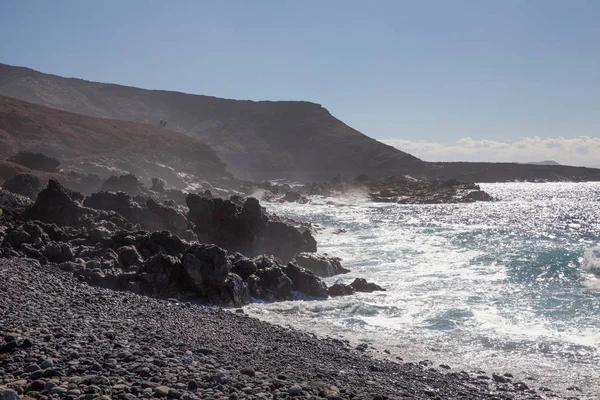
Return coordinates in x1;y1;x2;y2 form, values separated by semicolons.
246;182;600;396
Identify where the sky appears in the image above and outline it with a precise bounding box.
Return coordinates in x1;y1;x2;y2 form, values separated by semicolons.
1;0;599;166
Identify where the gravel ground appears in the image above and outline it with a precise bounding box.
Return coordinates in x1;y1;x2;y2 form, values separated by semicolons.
0;258;569;400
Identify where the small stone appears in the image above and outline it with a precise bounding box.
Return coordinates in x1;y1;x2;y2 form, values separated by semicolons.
288;385;302;395
513;381;529;391
40;359;54;369
240;367;255;377
29;370;44;380
197;347;213;355
50;387;68;396
26;380;46;393
492;373;509;383
154;386;170;398
0;389;20;400
187;381;198;391
24;364;40;373
44;381;57;392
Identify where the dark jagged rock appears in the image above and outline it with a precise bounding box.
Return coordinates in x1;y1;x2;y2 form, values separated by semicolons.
151;177;166;193
293;252;350;277
2;174;41;199
186;194;316;262
1;182;352;307
262;175;495;205
350;278;386;293
84;191;194;240
367;177;493;204
182;244;249;306
20;180;129;230
280;191;310;204
328;283;356;297
283;262;328;298
251;255;293;301
101;174;145;195
230;253;257;280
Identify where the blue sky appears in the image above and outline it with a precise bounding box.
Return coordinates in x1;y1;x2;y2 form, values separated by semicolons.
1;0;599;165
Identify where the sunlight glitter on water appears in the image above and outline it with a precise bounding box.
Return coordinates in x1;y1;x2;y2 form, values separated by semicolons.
245;182;600;396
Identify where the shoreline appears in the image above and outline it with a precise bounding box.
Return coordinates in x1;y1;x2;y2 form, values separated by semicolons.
0;258;571;400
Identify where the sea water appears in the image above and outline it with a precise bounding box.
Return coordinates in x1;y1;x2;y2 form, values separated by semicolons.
245;182;600;395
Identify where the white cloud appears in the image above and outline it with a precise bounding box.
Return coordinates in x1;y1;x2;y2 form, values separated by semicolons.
382;136;600;168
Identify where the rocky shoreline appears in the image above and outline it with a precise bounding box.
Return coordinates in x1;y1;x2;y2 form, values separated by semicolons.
0;258;563;400
0;177;573;399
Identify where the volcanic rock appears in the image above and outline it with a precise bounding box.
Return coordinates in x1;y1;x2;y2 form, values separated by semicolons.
293;252;349;277
2;174;41;199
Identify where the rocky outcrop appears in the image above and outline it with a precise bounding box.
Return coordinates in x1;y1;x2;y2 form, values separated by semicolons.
2;174;41;199
367;177;493;204
350;278;386;293
283;262;328;298
262;175;494;205
100;174;145;195
84;191;194;240
20;180;131;230
186;194;316;262
328;283;356;297
293;252;350;277
1;181;383;306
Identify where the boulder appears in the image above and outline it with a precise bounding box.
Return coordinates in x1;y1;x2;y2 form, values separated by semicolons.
117;245;142;267
182;244;232;294
251;255;293;301
349;278;385;293
281;191;309;204
327;283;355;297
230;253;257;280
186;194;315;262
293;253;349;277
283;262;328;298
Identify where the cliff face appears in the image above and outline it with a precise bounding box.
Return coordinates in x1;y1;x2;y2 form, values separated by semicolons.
0;63;423;181
0;95;229;186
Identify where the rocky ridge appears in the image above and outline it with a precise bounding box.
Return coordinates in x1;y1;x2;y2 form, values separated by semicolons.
0;180;381;306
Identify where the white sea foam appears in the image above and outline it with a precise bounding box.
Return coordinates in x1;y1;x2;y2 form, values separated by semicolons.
246;183;600;397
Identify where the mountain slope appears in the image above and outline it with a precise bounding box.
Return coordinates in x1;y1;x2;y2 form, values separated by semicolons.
0;95;228;187
0;63;423;181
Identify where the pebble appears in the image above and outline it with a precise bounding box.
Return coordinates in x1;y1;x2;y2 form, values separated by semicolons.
288;385;303;395
0;258;565;400
153;386;171;397
0;389;20;400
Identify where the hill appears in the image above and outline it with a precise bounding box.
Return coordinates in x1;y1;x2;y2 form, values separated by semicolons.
0;95;228;188
527;160;561;166
0;63;423;181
